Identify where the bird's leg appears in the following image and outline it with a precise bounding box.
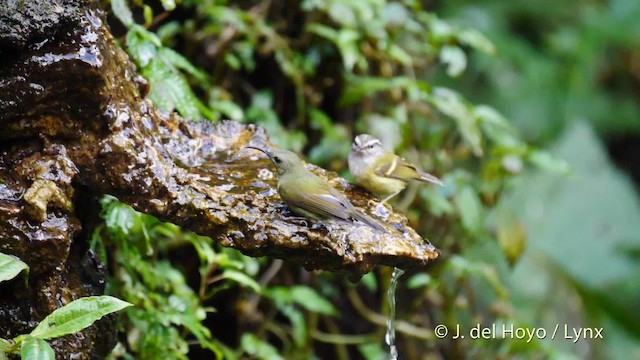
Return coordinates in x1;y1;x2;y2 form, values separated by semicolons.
379;191;401;205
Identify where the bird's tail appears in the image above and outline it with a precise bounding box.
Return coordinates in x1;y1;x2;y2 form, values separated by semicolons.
352;210;385;232
418;170;444;186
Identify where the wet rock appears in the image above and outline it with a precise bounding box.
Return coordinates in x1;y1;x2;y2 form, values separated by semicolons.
0;0;438;357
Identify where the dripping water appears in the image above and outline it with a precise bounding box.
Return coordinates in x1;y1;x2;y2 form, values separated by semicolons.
385;267;405;360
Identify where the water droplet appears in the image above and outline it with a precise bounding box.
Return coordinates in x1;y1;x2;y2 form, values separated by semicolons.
257;168;274;180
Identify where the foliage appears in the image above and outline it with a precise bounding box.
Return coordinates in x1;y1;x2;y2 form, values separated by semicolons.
103;0;640;358
436;0;640;144
0;253;131;359
0;253;28;284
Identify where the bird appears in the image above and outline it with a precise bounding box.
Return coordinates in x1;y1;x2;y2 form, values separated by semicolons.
246;146;384;231
348;134;443;204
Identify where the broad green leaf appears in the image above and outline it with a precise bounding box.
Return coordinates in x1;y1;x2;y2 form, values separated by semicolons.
20;337;54;360
439;45;467;77
458;29;496;55
213;100;244;122
360;272;377;292
307;23;339;42
222;270;261;293
240;334;284;360
388;44;413;66
528;150;570;174
103;198;138;236
496;214;527;267
476;105;521;147
506;123;640;354
144;60;202;120
266;287;292;309
159;48;209;84
290;286;336;316
126;31;157;67
30;296;132;340
143;5;153;26
358;342;387;360
456;185;484;234
381;2;409;26
111;0;133;27
508;123;640;287
420;188;455;217
159;0;176;11
407;273;432;289
340;76;418;106
0;338;11;352
431;87;483;156
0;253;28;283
328;2;356;26
280;305;306;346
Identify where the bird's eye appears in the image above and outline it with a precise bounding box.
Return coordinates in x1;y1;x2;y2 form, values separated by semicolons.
367;144;374;149
273;156;282;164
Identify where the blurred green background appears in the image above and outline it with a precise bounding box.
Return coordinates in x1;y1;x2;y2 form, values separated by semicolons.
100;0;640;358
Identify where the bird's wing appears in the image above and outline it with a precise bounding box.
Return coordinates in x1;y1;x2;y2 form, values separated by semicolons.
279;174;384;230
374;155;443;185
279;181;353;221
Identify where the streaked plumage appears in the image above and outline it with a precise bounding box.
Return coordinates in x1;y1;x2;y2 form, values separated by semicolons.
348;134;442;203
247;147;383;231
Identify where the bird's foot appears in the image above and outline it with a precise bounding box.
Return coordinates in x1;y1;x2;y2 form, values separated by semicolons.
367;199;391;211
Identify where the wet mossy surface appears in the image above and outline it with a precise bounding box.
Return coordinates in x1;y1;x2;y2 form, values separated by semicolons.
0;0;438;357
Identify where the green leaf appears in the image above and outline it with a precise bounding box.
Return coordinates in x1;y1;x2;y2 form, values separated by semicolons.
280;305;306;346
456;185;484;234
125;31;157;67
222;270;261;293
328;2;356;26
159;0;176;11
20;337;54;360
111;0;133;27
476;105;521;147
30;296;132;340
143;5;153;26
507;123;640;287
290;286;336;316
528;150;570;173
144;59;202;120
240;334;284;360
431;87;483;156
360;272;377;292
0;253;29;283
388;44;413;66
407;273;432;289
0;338;11;352
358;342;387;360
458;29;496;55
159;48;209;84
266;287;292;308
213;100;244;122
420;187;455;217
439;45;467;77
340;76;419;106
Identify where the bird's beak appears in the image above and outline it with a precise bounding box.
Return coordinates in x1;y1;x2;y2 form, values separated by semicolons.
244;146;270;156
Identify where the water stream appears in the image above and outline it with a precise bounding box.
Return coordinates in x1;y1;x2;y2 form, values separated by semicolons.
385;267;405;360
